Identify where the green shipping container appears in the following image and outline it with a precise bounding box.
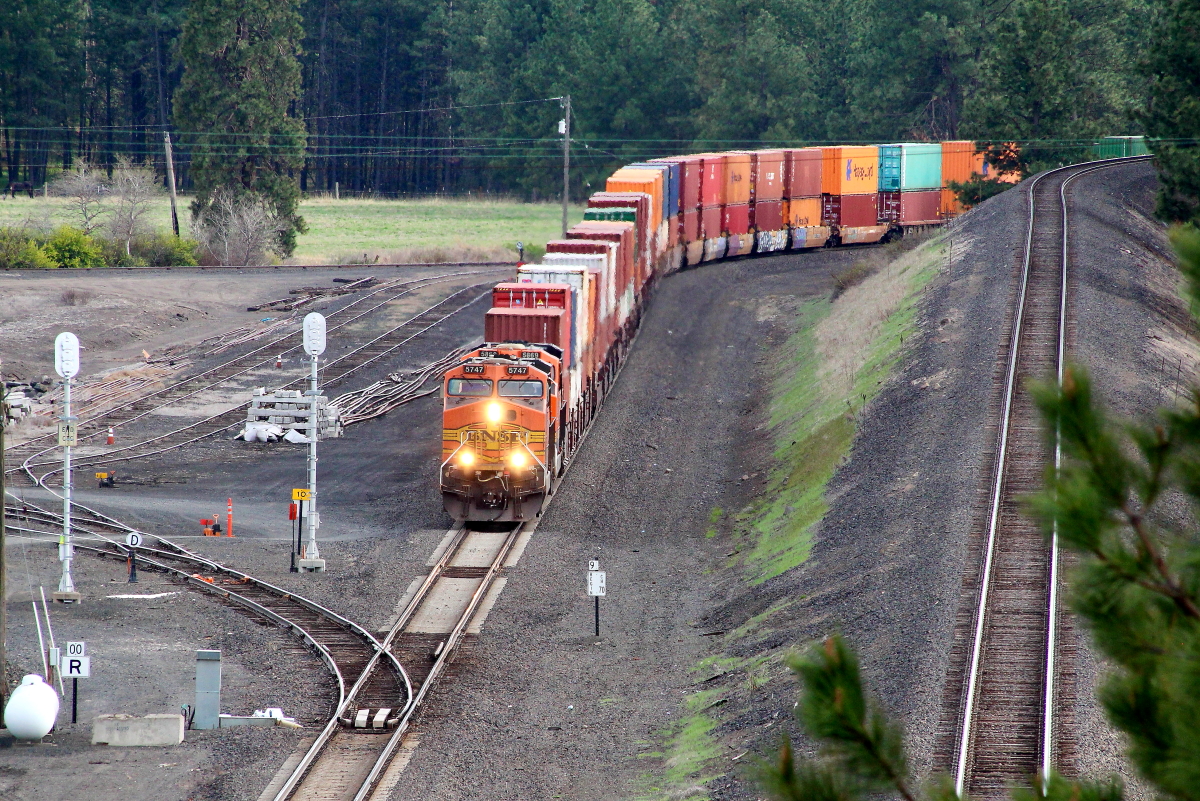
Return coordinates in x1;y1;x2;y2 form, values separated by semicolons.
1093;136;1150;159
878;143;942;192
584;207;637;222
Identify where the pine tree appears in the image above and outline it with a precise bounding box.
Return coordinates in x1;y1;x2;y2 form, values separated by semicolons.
1140;0;1200;224
173;0;307;256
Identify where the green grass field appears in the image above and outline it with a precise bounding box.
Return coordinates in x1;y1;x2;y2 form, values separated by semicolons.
0;194;584;264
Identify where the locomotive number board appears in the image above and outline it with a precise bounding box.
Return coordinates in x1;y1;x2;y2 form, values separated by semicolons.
507;366;529;375
463;365;486;374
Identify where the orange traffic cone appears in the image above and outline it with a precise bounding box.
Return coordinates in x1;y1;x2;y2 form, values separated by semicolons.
107;427;115;445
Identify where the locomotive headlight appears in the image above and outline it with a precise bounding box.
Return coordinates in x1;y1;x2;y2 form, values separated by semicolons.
459;451;475;467
486;402;503;423
510;450;527;468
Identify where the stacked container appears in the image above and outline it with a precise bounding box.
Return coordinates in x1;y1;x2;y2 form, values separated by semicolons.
631;161;679;254
722;152;753;256
877;143;943;226
698;154;727;261
649;156;698;270
587;191;652;280
820;145;882;242
1093;135;1149;159
752;150;787;252
567;221;637;322
606;168;664;258
785;148;827;249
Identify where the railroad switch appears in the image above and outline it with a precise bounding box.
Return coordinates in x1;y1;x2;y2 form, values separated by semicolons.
95;471;116;488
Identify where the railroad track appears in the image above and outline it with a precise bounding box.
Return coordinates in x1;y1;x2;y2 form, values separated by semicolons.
5;499;412;738
946;156;1152;797
4;268;509;481
273;522;523;801
13;279;497;486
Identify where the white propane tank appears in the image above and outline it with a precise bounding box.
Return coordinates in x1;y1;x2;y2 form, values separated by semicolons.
3;674;60;739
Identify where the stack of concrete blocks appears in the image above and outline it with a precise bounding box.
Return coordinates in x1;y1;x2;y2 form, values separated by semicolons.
246;388;342;438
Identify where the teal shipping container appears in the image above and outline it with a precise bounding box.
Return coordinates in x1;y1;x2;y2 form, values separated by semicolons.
878;143;942;192
584;207;637;222
1093;136;1150;159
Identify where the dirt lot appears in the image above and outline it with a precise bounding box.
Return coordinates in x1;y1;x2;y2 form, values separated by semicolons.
2;162;1179;800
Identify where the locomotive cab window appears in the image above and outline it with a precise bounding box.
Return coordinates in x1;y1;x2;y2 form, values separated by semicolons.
447;378;493;396
498;380;544;398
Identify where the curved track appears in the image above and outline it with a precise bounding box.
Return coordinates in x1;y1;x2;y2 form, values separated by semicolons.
5;499;412;737
949;156;1152;796
12;273;501;485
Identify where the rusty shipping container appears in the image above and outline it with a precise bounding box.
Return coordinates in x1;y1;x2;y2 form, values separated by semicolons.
724;153;752;205
723;203;751;235
699;154;726;208
753;150;785;201
683;209;700;242
822;193;878;227
701;205;723;238
753;200;783;231
878;190;942;225
484;307;571;367
786;148;823;198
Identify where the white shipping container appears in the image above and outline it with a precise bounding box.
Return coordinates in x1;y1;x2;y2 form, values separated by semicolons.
542;251;615;323
517;265;592;386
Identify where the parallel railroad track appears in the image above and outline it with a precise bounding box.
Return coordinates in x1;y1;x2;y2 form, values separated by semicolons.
6;500;412;737
945;156;1152;796
13;278;498;486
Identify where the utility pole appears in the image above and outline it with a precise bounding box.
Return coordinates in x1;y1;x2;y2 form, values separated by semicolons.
0;360;8;704
163;131;180;238
53;333;81;604
298;313;326;572
561;94;571;238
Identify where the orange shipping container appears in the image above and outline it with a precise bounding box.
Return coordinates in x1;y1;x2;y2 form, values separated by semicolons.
753;150;785;201
607;169;662;229
724;152;752;205
941;140;975;186
787;197;822;228
820;146;879;196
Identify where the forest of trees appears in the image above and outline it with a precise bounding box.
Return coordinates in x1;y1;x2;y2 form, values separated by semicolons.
0;0;1164;202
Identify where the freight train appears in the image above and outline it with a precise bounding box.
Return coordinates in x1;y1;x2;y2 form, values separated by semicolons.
438;136;1144;521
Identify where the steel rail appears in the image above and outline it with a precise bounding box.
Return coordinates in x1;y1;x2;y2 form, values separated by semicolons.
351;524;522;801
7;497;413;740
5;268;510;464
20;284;492;483
952;155;1153;796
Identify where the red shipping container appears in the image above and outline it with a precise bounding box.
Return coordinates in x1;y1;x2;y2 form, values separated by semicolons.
485;307;570;367
877;190;942;225
650;156;702;211
723;203;751;235
753;150;786;201
754;200;783;231
491;283;571;310
683;209;700;242
821;194;878;227
699;154;726;208
588;192;650;261
701;206;723;238
667;216;679;248
569;222;634;294
786;148;823;199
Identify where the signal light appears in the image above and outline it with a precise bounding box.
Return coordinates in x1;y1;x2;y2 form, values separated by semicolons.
486;402;503;423
460;451;475;466
510;450;527;468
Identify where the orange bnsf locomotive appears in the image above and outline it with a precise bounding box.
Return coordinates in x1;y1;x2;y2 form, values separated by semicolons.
440;342;562;521
441;142;1018;520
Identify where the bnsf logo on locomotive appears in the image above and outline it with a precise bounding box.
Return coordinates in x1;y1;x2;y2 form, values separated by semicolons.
468;429;525;444
463;365;486;374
